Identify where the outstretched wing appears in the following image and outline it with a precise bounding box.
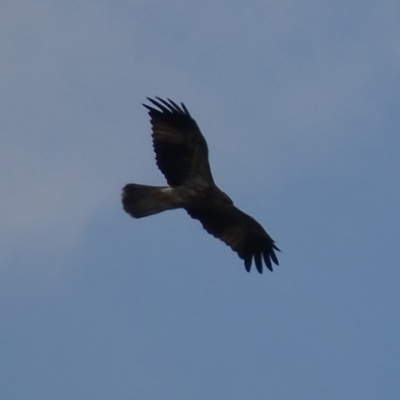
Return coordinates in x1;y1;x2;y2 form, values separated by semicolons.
186;205;280;273
143;97;214;187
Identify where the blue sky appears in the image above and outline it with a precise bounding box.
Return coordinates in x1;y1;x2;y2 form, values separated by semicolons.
1;1;399;399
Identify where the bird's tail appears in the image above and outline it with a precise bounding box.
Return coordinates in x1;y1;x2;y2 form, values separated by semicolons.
122;184;181;218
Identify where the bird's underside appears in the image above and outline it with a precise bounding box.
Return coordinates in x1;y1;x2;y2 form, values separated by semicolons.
122;97;280;274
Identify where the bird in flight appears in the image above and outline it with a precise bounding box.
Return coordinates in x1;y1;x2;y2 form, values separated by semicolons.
122;97;280;273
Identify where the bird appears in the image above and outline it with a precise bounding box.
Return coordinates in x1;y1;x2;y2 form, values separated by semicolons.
122;97;280;273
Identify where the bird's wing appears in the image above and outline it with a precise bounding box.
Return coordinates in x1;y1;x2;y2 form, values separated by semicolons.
143;97;214;187
186;205;280;273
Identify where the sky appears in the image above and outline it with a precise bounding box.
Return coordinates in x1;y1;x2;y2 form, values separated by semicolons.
1;1;400;399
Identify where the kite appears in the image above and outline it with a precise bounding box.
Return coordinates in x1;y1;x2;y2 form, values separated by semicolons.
122;98;280;273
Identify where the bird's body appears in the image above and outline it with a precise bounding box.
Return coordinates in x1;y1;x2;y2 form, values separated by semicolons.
122;98;280;273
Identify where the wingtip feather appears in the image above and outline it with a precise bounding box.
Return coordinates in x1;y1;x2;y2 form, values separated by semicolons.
244;256;252;272
181;102;190;115
254;252;263;274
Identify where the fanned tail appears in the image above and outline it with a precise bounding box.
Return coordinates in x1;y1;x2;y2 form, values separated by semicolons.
122;184;181;218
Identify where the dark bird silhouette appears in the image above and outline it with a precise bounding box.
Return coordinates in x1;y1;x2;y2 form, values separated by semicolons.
122;98;280;273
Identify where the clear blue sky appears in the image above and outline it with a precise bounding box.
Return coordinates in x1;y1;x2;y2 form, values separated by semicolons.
1;1;399;399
